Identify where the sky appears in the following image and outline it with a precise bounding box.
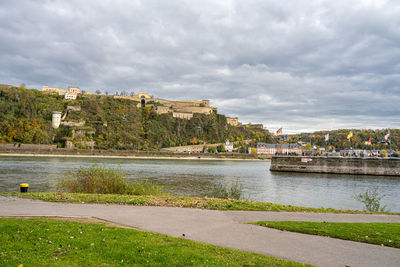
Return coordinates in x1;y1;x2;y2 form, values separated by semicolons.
1;0;400;133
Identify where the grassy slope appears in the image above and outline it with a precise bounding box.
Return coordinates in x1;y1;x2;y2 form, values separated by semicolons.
4;192;399;215
0;218;310;267
252;221;400;248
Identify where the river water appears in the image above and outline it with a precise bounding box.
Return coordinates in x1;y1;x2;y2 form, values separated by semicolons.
0;156;399;212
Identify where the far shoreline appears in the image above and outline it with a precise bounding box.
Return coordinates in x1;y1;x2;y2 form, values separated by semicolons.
0;152;269;161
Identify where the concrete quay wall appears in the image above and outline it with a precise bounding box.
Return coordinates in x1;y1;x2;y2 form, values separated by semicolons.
270;156;400;176
0;143;57;151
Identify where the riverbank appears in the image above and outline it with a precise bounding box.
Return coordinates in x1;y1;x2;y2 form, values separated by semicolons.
0;152;265;161
4;192;399;215
0;151;269;161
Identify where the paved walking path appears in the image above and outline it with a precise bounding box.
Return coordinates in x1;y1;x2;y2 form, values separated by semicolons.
1;196;399;267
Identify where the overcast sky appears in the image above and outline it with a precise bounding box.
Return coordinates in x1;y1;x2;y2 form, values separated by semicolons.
1;0;400;133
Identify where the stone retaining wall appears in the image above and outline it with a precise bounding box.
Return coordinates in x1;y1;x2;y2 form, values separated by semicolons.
270;156;400;176
61;121;86;127
0;143;57;151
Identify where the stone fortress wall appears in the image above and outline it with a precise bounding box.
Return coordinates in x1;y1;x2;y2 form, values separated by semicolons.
155;106;170;114
67;105;81;111
226;117;241;126
114;93;216;118
172;112;194;120
60;121;85;127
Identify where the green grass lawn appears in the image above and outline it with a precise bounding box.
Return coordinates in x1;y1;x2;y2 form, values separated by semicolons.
0;218;310;267
5;192;399;214
252;221;400;248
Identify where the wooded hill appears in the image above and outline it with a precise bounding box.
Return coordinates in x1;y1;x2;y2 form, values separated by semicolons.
0;86;274;150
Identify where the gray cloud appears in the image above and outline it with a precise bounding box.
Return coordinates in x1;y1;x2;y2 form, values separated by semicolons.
1;0;399;133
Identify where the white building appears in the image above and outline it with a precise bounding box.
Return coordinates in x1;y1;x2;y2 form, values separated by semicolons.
64;92;77;100
67;86;81;94
42;86;66;95
63;86;81;100
256;143;302;155
43;85;81;99
225;141;233;152
52;111;61;128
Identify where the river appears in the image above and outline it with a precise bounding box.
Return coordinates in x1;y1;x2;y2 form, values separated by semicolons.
0;155;399;212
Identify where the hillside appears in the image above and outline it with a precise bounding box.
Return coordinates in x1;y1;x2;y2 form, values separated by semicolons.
0;86;274;150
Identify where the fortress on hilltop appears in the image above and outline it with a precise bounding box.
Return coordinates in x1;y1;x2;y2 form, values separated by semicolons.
42;85;82;100
114;93;218;119
41;84;243;124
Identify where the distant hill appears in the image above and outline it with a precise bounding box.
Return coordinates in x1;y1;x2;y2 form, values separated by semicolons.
0;86;274;150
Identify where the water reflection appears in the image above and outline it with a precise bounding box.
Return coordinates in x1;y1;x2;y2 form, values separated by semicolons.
0;156;399;212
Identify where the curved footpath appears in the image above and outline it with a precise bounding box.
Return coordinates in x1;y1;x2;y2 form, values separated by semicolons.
1;197;399;267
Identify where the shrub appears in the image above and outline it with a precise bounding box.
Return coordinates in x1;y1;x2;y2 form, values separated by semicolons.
208;182;243;200
354;188;389;212
217;144;226;152
207;146;217;153
58;164;165;196
126;178;165;196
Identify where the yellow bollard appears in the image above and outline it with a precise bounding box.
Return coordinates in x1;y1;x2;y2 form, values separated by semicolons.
20;184;29;193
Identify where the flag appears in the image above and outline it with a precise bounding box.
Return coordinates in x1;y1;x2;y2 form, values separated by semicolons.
275;128;282;136
325;133;329;141
347;131;353;140
365;137;371;145
384;129;390;141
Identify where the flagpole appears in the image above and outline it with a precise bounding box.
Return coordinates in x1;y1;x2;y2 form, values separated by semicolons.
349;130;351;151
389;128;391;156
325;134;329;151
327;137;329;151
